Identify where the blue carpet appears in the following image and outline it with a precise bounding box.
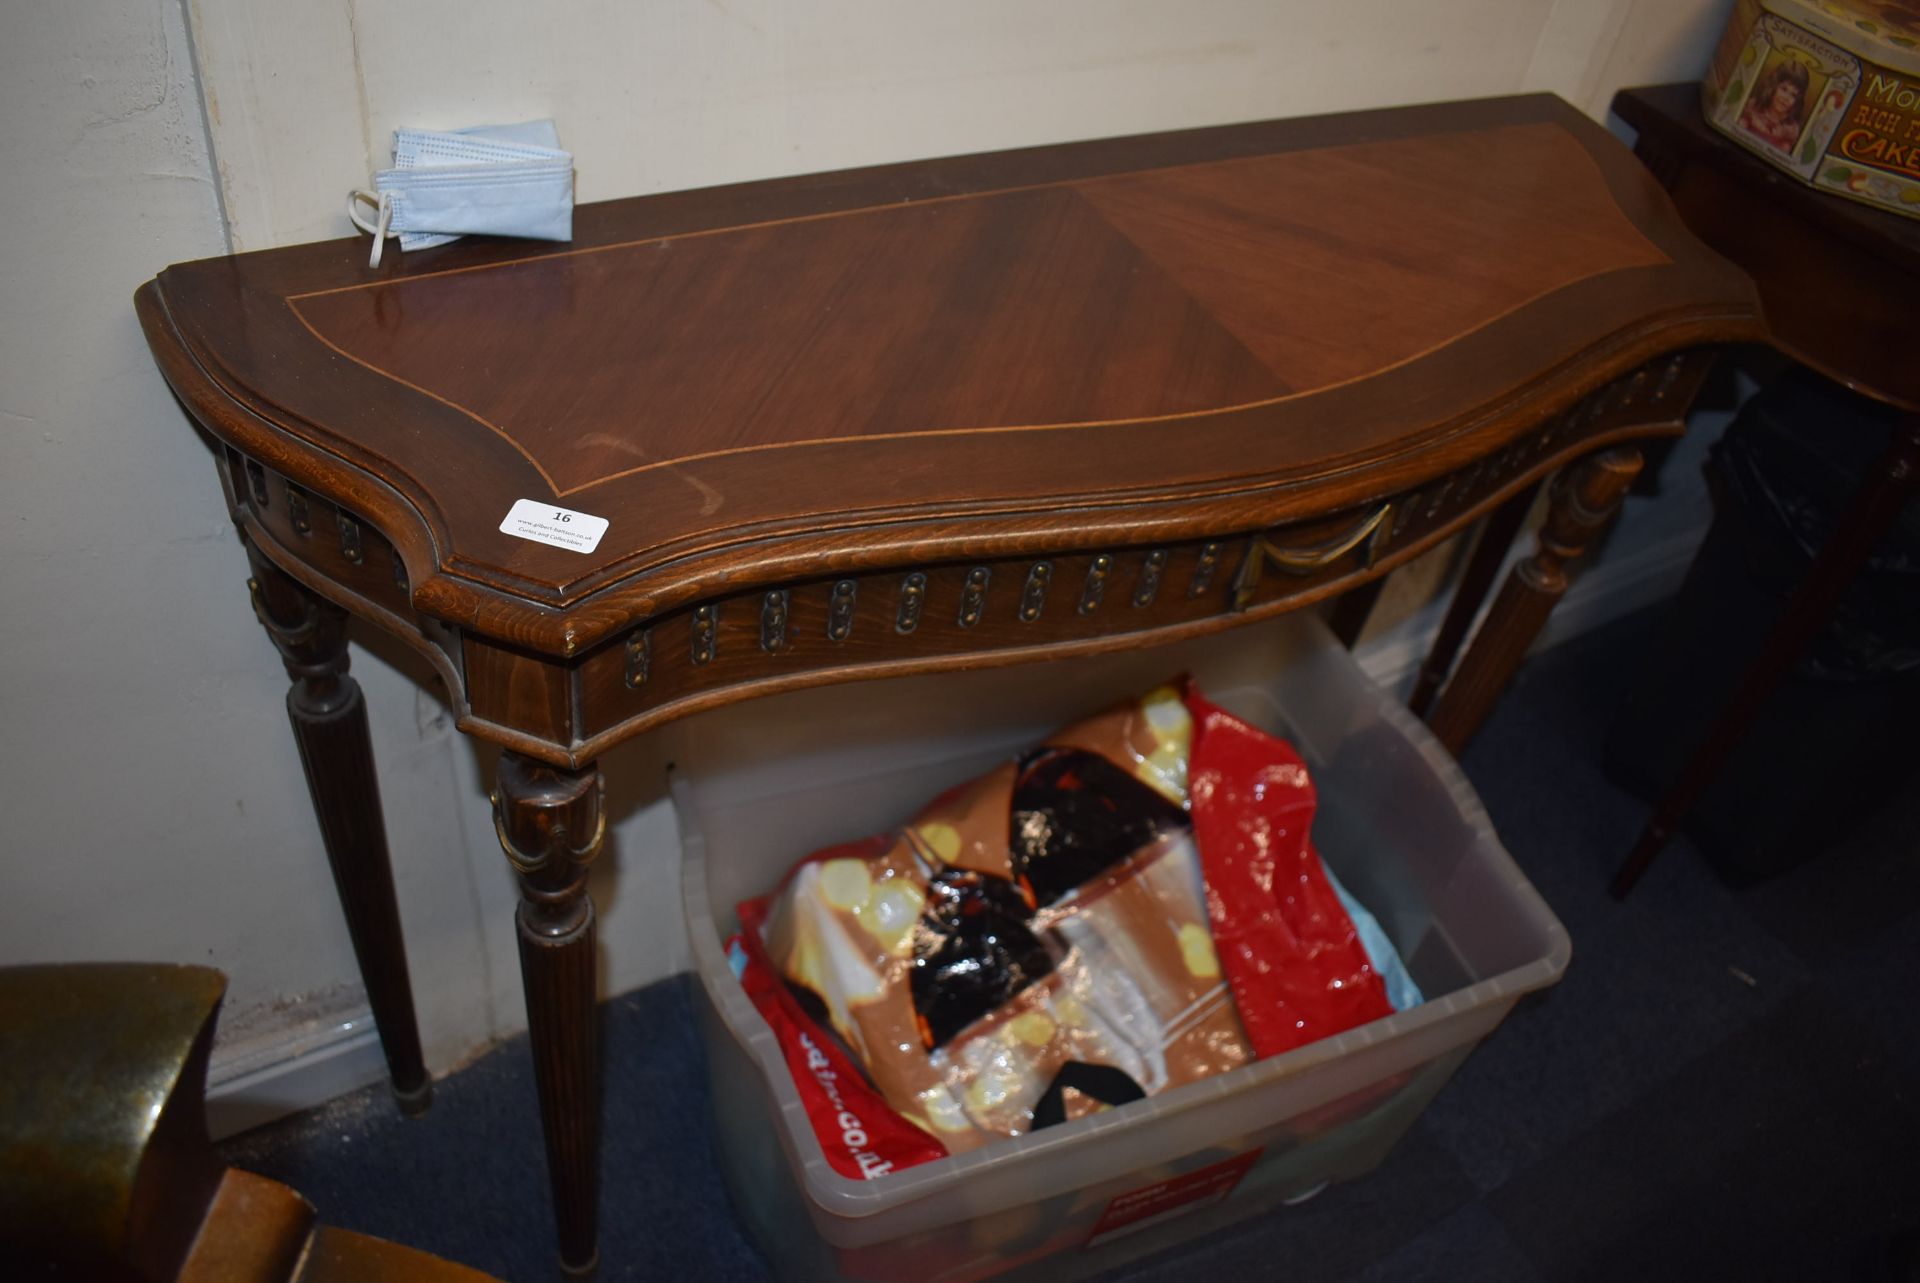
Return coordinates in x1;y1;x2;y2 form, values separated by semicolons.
222;610;1920;1282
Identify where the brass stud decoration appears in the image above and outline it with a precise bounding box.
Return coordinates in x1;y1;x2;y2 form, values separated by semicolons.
1078;554;1112;615
691;604;718;665
1624;367;1648;407
761;590;790;653
1654;351;1688;400
1133;550;1167;608
1599;374;1628;415
624;629;651;689
337;513;363;565
1190;542;1222;597
895;573;926;634
828;579;857;641
1019;562;1053;622
287;486;312;537
958;567;990;628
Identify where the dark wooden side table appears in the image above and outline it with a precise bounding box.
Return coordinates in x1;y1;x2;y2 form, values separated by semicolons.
137;94;1759;1274
1607;83;1920;896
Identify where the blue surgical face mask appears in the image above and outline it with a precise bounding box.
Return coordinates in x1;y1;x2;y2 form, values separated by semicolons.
348;120;573;268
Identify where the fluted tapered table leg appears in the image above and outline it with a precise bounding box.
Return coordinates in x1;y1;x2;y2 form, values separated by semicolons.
492;752;605;1277
1407;480;1543;719
1427;448;1643;756
243;536;431;1114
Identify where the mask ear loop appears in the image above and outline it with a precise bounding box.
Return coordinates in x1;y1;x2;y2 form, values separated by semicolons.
347;189;396;269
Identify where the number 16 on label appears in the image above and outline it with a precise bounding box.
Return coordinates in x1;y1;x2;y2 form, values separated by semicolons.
499;498;610;554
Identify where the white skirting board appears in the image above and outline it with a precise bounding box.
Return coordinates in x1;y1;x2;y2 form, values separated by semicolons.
207;1007;386;1140
204;524;1701;1140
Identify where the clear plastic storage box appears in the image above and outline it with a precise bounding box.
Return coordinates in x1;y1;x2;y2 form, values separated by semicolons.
674;614;1570;1283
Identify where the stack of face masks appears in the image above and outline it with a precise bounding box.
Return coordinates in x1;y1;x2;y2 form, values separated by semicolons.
348;120;574;269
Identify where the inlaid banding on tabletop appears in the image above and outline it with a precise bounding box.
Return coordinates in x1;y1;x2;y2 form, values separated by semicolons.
277;119;1673;512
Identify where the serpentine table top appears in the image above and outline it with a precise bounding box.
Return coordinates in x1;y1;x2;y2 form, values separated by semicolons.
139;92;1761;770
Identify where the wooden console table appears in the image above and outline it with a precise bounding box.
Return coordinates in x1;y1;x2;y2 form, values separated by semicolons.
137;94;1760;1274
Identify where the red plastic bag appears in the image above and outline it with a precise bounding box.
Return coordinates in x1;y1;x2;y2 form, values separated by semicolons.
1184;687;1393;1057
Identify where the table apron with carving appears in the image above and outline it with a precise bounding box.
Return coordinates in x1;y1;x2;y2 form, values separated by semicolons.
195;350;1714;768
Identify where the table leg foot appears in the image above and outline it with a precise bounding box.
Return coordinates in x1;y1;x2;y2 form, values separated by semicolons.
1427;447;1642;755
393;1077;435;1117
245;537;431;1109
493;752;604;1277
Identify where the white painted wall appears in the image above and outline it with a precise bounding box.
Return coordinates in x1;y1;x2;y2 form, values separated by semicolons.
0;0;501;1111
192;0;1735;253
0;0;1736;1127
